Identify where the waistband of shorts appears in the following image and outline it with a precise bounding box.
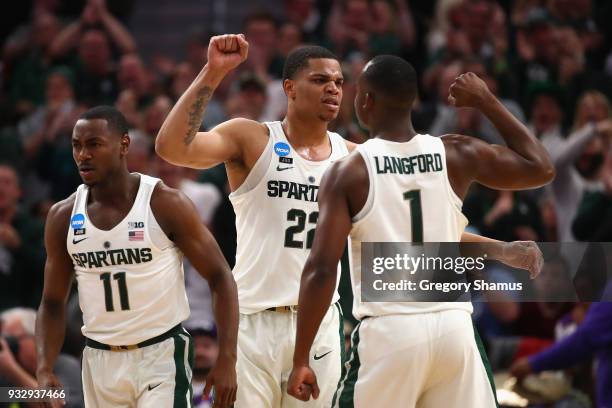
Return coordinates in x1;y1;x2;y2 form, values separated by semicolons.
265;301;341;313
85;323;184;351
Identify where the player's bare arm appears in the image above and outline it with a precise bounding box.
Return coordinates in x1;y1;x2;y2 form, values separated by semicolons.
288;155;365;402
443;72;555;198
460;232;543;279
35;195;76;408
150;183;238;408
155;34;267;181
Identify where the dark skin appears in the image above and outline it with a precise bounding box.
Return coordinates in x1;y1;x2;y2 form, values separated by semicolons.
35;118;239;408
287;69;555;401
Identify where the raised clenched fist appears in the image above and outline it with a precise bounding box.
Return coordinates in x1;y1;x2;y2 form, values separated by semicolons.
448;72;493;109
207;34;249;75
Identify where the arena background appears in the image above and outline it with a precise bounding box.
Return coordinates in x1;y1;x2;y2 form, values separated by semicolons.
0;0;611;407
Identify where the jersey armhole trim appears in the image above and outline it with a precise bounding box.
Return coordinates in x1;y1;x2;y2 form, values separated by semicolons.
352;148;375;224
229;124;273;198
146;179;175;253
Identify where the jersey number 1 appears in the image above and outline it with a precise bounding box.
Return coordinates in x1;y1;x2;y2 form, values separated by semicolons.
403;190;423;243
100;272;130;311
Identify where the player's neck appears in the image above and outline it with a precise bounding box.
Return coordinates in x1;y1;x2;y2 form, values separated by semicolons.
89;170;139;206
282;112;328;147
371;116;417;143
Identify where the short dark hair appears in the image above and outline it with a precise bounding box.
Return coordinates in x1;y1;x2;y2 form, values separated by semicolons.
80;106;129;136
282;45;339;80
362;55;418;106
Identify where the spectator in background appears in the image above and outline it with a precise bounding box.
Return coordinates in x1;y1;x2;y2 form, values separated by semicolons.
49;0;136;61
283;0;325;43
327;0;415;58
511;301;612;408
6;11;61;116
141;95;172;142
0;308;83;407
572;133;612;241
117;53;153;109
48;0;137;105
243;12;284;80
225;73;268;121
538;90;612;241
17;67;80;208
0;165;44;311
188;326;219;408
429;59;525;145
514;9;560;107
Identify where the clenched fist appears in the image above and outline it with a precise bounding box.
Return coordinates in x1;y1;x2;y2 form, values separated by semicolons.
207;34;249;75
448;72;493;109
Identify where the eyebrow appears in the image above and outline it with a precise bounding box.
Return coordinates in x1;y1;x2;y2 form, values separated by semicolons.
309;73;344;80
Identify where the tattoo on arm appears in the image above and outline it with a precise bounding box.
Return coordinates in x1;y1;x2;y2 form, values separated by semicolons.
184;87;213;145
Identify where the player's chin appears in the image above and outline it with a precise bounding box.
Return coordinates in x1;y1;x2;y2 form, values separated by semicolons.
79;171;99;186
318;111;340;122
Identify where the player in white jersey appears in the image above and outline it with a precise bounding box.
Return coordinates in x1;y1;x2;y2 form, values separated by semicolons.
288;56;554;407
35;106;239;408
156;34;354;407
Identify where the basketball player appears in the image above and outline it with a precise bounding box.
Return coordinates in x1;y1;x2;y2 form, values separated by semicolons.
156;35;544;407
156;33;349;408
287;56;554;407
35;106;239;408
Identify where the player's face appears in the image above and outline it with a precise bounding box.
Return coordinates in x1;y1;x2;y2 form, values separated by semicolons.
72;119;128;186
289;58;343;122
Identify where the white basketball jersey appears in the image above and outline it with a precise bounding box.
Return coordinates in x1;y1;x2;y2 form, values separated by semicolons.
229;121;349;314
350;135;471;319
66;174;189;345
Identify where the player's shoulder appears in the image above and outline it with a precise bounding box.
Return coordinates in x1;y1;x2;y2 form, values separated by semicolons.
214;117;269;139
440;133;483;159
343;139;358;153
324;150;367;190
46;192;77;234
150;181;190;210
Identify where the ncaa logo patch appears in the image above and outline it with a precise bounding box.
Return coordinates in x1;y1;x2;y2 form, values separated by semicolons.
274;142;291;157
70;214;85;229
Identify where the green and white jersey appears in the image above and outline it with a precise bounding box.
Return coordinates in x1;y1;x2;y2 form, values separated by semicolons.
67;174;189;345
229;121;350;314
350;135;471;319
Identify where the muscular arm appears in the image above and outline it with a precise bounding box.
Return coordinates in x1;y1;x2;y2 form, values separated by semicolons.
294;159;358;367
151;184;238;360
444;73;555;197
155;34;264;170
35;198;75;380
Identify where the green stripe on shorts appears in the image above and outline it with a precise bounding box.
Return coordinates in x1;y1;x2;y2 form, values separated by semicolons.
173;333;192;408
472;322;500;408
332;322;361;408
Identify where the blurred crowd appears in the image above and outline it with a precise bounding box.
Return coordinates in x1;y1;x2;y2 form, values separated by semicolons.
1;0;612;406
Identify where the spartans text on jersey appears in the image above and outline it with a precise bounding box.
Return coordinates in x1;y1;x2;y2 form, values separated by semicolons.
267;180;319;202
71;248;153;268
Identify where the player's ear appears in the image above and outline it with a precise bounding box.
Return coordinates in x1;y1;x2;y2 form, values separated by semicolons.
364;92;374;110
283;79;296;100
120;133;130;156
